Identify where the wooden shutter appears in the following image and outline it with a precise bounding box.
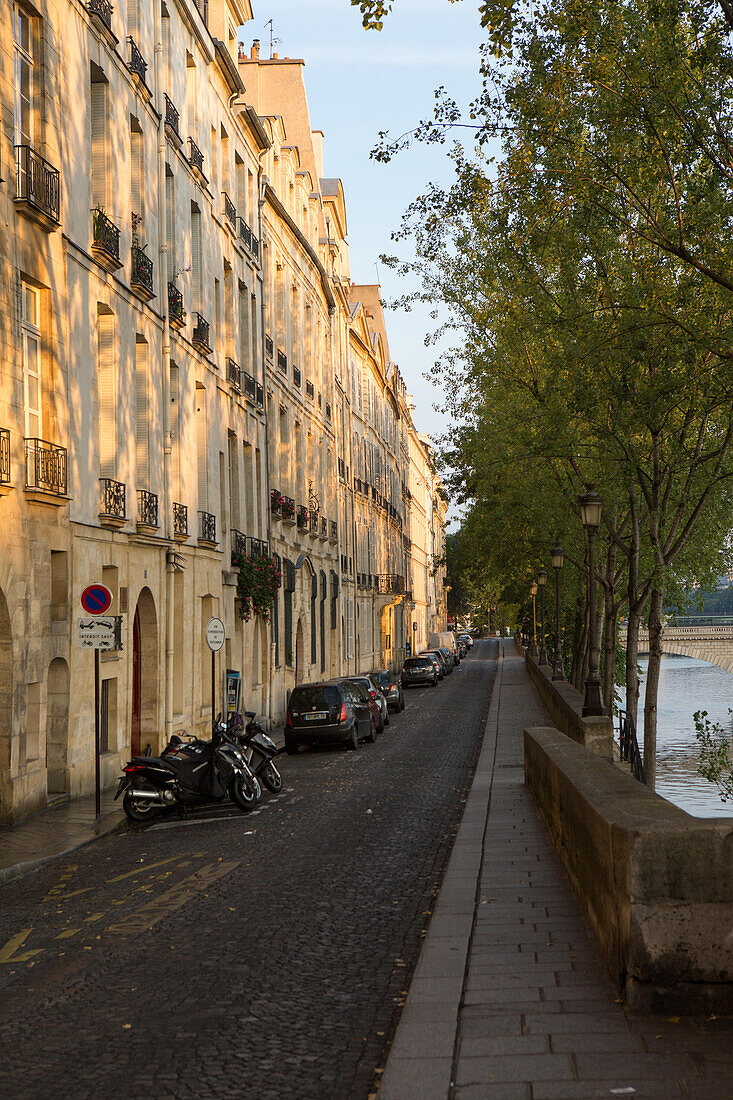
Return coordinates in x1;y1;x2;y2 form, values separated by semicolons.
165;171;175;279
135;340;148;487
131;127;144;228
128;0;139;37
97;312;116;478
191;208;202;311
196;384;207;509
161;14;169;89
91;81;107;209
169;363;180;495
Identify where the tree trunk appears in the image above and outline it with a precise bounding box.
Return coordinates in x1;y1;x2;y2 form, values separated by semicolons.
570;581;586;690
643;586;664;791
603;592;617;714
625;609;641;728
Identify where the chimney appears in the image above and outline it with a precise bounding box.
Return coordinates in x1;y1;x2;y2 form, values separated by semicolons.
272;51;279;60
251;39;260;60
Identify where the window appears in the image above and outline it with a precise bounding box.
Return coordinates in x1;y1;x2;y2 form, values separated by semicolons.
130;120;144;232
195;383;207;510
191;204;202;310
90;73;108;209
169;362;180;495
97;308;116;478
21;282;41;438
135;338;149;487
165;168;175;279
13;4;33;147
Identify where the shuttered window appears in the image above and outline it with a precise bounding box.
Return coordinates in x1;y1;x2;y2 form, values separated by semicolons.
169;362;180;495
21;282;41;438
127;0;139;36
195;383;207;509
161;12;169;89
90;79;107;209
97;310;116;478
13;4;33;147
130;124;144;230
165;170;175;279
135;339;148;487
239;282;249;368
191;207;202;311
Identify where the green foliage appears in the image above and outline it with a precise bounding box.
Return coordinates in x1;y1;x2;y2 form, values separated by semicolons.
693;708;733;802
234;554;281;623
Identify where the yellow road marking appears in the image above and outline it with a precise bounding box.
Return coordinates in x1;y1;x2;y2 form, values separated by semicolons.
0;929;44;964
107;855;186;883
50;887;92;903
107;861;240;934
56;929;79;940
84;912;107;923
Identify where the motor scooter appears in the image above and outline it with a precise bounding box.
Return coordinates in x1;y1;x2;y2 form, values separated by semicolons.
226;710;284;794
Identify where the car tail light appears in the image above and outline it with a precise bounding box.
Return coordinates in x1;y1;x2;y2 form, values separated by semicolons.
369;689;376;699
339;703;348;722
285;710;293;727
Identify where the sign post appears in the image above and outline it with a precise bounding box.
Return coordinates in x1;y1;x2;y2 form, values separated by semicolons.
205;617;225;735
77;584;117;820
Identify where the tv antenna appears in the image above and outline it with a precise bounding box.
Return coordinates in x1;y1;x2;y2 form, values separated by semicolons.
264;19;280;58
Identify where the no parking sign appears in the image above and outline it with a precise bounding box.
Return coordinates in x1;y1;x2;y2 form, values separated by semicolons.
80;584;113;615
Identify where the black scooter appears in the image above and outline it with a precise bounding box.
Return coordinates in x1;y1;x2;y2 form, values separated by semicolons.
116;725;261;822
226;711;285;794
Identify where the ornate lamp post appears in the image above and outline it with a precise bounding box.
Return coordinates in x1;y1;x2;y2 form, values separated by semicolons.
529;580;539;658
579;486;605;716
537;570;548;665
550;545;565;680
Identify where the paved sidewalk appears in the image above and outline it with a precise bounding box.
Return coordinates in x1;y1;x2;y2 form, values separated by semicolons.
379;641;732;1100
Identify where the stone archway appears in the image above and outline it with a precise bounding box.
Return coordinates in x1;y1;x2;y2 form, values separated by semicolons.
131;587;158;756
0;588;12;781
46;657;69;794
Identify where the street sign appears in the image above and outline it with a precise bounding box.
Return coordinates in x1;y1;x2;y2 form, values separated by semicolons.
81;584;113;615
77;617;121;650
206;617;225;652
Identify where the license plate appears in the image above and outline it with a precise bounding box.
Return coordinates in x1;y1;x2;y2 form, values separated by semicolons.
303;711;327;721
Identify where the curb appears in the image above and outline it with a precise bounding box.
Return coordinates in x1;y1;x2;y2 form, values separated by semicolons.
378;639;506;1100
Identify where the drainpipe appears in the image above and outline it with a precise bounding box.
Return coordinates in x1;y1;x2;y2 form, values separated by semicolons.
257;157;276;729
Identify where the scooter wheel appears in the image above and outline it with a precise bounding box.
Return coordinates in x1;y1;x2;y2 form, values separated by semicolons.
229;772;262;812
261;761;283;794
123;790;160;822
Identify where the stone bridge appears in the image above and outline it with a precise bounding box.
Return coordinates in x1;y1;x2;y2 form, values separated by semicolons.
637;625;733;676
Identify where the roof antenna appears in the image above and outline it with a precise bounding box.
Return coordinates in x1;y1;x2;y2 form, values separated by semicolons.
375;260;381;286
264;19;279;59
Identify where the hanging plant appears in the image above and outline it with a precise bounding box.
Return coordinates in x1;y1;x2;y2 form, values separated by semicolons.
234;552;281;623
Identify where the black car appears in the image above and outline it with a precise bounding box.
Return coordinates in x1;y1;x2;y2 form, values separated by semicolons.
424;648;451;676
369;669;405;712
419;651;445;679
284;681;374;753
401;655;438;687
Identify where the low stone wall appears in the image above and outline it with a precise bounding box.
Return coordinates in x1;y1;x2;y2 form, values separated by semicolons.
524;725;733;1013
521;647;613;760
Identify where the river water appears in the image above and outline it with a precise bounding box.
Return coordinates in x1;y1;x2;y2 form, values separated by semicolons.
635;654;733;818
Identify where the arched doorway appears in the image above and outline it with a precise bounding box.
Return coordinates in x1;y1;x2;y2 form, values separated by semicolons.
0;588;12;777
46;657;69;794
131;588;158;756
295;619;305;685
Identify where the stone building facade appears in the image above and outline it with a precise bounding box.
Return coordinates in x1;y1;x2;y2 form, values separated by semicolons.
0;0;447;823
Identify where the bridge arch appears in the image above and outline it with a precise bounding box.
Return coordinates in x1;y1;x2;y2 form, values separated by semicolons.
638;627;733;677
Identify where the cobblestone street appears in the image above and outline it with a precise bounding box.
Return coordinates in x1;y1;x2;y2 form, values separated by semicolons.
0;642;497;1100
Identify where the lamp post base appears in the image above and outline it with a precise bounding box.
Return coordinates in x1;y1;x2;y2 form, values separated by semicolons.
529;642;539;659
538;644;549;666
582;676;605;716
551;656;565;681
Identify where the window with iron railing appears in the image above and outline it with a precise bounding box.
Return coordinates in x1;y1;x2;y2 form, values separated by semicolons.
137;489;158;528
222;192;236;232
265;334;273;360
305;380;314;400
14;145;60;226
173;501;188;538
25;438;67;496
231;528;247;565
131;243;154;298
277;349;287;373
293;366;301;388
0;429;10;485
168;281;185;326
192;313;211;353
127;36;147;84
99;477;126;520
238;216;252;251
226;357;241;388
164;94;181;141
92;207;121;267
187;137;205;178
87;0;112;30
198;509;216;543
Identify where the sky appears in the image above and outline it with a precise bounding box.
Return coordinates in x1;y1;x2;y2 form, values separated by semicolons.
241;0;487;452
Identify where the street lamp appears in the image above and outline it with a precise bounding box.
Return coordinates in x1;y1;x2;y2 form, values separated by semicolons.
529;580;539;658
550;544;565;681
579;485;605;716
537;570;548;665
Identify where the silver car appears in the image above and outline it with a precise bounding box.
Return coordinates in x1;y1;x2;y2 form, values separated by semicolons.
349;674;389;728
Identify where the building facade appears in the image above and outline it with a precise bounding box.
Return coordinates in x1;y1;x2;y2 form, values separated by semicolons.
0;0;447;823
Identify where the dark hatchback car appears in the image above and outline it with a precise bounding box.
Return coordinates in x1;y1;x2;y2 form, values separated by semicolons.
402;655;438;687
369;669;405;713
423;649;451;676
419;651;444;679
284;681;374;753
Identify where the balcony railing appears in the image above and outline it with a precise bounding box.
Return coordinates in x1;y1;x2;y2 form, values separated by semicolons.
0;429;9;485
192;312;211;353
338;458;345;481
198;510;216;543
131;242;154;299
222;192;236;232
187;137;205;179
231;528;247;565
277;349;287;373
173;502;188;539
99;477;126;521
14;145;60;226
238;217;253;252
226;357;241;388
376;574;405;596
265;334;273;361
305;380;315;400
329;520;338;543
293;366;301;388
282;495;296;524
25;438;67;496
297;504;309;531
168;281;185;327
164;94;181;143
256;381;264;406
249;536;268;559
92;207;121;268
87;0;113;30
319;516;328;541
250;231;259;260
325;403;332;420
137;488;158;529
127;36;147;84
309;510;319;536
270;489;283;516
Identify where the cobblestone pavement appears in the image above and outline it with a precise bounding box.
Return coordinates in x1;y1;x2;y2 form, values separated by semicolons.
0;641;497;1100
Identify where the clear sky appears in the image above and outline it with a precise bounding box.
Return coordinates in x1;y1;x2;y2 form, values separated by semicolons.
241;0;486;450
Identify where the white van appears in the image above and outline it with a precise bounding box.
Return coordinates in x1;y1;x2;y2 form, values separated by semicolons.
428;631;459;663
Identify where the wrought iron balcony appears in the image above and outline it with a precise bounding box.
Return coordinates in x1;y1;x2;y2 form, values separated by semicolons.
192;312;211;353
270;489;283;516
168;281;185;327
14;145;60;227
319;516;328;541
296;504;309;531
164;94;181;143
25;438;67;496
187;137;205;179
265;334;273;360
99;478;126;523
354;476;362;493
127;36;147;84
222;192;236;232
309;510;319;536
238;217;252;251
173;501;188;539
282;495;296;524
131;242;154;299
293;366;301;388
137;488;158;529
0;429;9;485
277;349;287;373
325;403;332;420
305;380;315;400
376;574;405;596
255;381;264;407
243;370;256;402
338;458;345;481
250;232;259;260
226;357;241;389
87;0;113;31
329;520;338;543
231;528;247;565
92;207;122;269
341;554;348;573
249;536;268;559
198;509;216;544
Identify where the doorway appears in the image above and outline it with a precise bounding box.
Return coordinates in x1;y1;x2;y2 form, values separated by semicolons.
131;588;158;756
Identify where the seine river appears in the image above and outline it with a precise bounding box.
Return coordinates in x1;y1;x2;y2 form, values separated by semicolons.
636;654;733;818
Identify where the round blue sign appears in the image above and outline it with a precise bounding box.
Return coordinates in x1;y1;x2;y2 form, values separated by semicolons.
81;584;113;615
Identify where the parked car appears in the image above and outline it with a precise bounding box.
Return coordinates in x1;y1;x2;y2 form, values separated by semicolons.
285;681;374;753
457;640;468;659
402;655;438;687
420;650;445;679
439;644;459;669
458;633;473;650
426;648;453;675
345;675;388;730
369;669;405;713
